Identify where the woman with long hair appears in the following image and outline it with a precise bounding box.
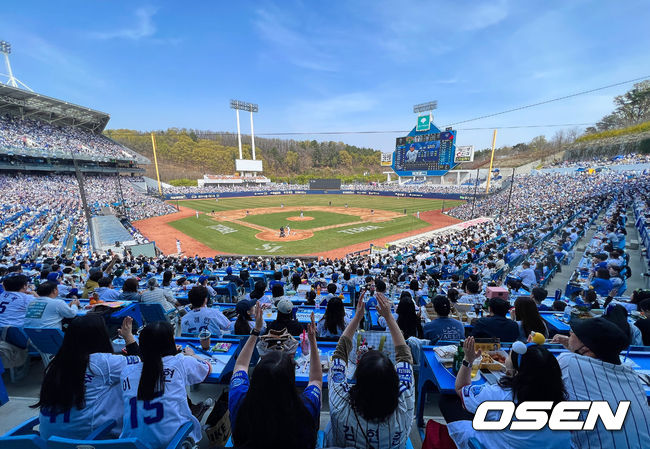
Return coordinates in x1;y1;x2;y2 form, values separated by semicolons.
317;296;350;338
229;305;322;449
513;296;548;341
233;299;265;335
120;321;211;448
325;291;415;449
396;294;424;339
33;314;139;440
442;336;569;448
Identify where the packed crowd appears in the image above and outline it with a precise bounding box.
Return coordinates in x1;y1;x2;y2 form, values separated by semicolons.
0;115;146;162
543;153;650;169
0;174;176;259
1;200;649;448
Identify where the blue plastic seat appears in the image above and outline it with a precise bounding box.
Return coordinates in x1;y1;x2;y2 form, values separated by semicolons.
48;422;193;449
0;357;9;406
0;417;47;449
0;326;31;381
139;303;170;325
22;327;64;367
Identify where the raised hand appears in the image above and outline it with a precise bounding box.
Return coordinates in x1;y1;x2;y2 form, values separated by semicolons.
463;337;482;363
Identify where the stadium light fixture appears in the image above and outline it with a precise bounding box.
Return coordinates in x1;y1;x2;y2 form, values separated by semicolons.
413;101;437;114
230;99;259;160
230;99;259;113
0;40;32;91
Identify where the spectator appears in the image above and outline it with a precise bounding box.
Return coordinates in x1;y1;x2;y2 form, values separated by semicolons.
33;315;139;440
552;318;650;447
591;268;613;297
635;299;650;346
442;337;569;448
24;281;79;329
423;295;465;342
181;286;230;337
458;281;486;305
472;298;519;342
395;295;424;339
317;297;349;338
518;261;536;289
512;296;548;341
120;321;211;447
604;304;643;346
267;298;302;336
118;278;142;302
531;287;550;311
95;276;120;301
229;305;321;449
233;300;260;335
325;292;414;449
0;274;34;327
141;278;179;314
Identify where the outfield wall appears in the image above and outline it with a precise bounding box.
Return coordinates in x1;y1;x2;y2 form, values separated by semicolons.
164;189;472;201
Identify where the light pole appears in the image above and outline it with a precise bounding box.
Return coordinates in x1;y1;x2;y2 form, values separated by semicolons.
0;40;32;91
230;100;259;160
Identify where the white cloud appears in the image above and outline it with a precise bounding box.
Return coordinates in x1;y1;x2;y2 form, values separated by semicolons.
89;7;158;40
253;6;339;72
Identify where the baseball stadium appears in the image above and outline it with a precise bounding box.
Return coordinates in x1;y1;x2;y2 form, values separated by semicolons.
1;3;650;449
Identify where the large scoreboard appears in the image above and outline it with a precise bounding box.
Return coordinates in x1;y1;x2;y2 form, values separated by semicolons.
391;120;458;177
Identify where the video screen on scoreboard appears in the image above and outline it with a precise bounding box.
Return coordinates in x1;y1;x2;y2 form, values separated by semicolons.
394;131;455;172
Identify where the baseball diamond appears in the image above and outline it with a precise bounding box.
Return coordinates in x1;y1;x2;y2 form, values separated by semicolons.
133;194;463;257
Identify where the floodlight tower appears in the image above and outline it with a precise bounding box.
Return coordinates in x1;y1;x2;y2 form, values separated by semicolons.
0;40;33;91
230;99;259;160
413;100;437;118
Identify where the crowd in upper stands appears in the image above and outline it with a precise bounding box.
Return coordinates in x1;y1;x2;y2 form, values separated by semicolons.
0;174;177;259
0;115;146;161
542;152;650;169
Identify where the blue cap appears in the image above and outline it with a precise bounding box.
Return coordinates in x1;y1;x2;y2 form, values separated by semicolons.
46;272;61;283
198;276;208;284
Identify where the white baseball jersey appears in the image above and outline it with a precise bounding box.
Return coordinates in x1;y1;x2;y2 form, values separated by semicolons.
39;353;141;440
120;353;210;447
558;352;650;448
24;297;78;329
447;384;570;449
325;360;415;449
181;307;231;336
0;290;34;327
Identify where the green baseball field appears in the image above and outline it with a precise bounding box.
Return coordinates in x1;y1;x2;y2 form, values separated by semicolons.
139;195;463;257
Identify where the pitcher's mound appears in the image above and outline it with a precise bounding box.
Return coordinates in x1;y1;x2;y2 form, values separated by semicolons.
287;216;314;221
256;229;314;242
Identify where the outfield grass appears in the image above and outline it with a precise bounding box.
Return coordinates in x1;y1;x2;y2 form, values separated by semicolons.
167;194;464;255
175;194;463;214
240;210;361;230
168;213;430;255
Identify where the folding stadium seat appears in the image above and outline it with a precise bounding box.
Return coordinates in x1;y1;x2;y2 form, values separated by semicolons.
0;358;9;407
22;328;64;368
138;303;170;325
47;422;194;449
0;417;47;449
0;326;31;381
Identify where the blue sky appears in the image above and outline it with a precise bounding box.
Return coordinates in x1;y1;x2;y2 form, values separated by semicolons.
2;0;650;153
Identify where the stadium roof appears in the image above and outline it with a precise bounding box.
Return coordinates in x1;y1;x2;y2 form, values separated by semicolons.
0;84;110;133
